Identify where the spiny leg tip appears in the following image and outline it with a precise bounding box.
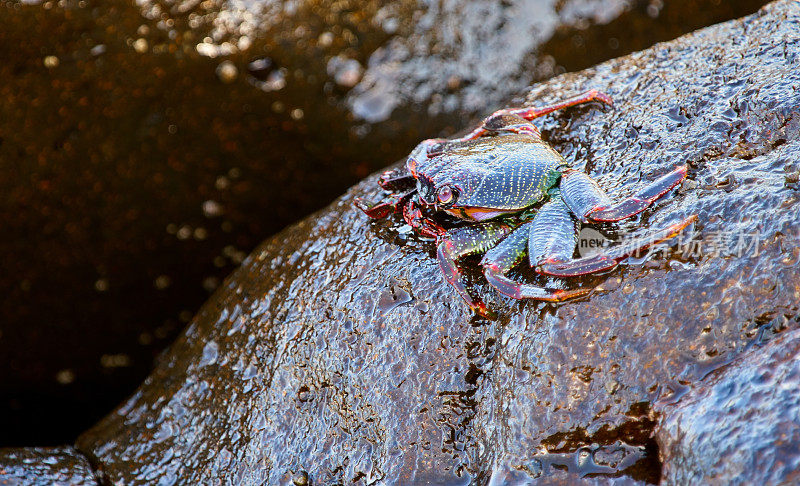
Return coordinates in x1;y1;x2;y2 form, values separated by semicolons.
471;303;496;319
592;90;614;107
674;214;699;232
671;165;689;181
673;214;699;230
354;197;371;211
547;288;592;302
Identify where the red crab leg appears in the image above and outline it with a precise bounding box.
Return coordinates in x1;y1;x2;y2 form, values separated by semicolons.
482;222;590;302
536;214;698;277
437;224;512;318
457;89;613;141
560;166;688;223
504;89;613;121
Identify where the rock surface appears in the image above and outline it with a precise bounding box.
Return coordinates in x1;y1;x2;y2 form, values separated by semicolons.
656;327;800;485
73;0;800;483
0;0;767;445
0;447;98;485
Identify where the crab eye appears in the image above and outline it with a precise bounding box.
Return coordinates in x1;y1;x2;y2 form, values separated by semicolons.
437;185;456;205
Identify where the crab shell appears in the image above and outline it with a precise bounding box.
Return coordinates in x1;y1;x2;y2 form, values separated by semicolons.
407;133;567;222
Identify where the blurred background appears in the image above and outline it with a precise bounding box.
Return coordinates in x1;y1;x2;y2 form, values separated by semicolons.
0;0;769;446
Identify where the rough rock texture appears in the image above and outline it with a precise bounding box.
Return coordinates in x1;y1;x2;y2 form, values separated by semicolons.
655;327;800;485
0;447;98;485
0;0;767;445
75;0;800;483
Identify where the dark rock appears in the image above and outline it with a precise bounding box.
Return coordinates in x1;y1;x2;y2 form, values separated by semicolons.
74;0;800;482
0;0;768;445
655;328;800;485
0;447;98;485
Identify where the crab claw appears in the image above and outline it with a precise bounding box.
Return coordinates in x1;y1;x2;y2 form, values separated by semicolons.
378;168;415;191
403;200;445;238
353;196;405;219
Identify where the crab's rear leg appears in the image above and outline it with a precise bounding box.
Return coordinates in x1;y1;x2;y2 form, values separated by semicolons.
536;212;698;277
457;89;613;141
437;224;512;317
481;213;591;302
505;89;613;121
560;166;688;223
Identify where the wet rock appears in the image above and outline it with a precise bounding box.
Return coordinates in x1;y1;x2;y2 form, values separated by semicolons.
0;0;769;445
74;0;800;482
0;447;98;485
655;328;800;485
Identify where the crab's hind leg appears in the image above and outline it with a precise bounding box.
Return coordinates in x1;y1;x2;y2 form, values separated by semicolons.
456;90;613;142
504;89;613;121
560;166;688;223
481;215;591;302
536;213;698;277
437;224;512;317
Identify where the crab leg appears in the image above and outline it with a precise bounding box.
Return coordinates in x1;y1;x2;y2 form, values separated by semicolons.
506;89;613;120
560;166;688;223
437;224;512;317
537;214;698;277
458;89;614;141
482;219;591;302
527;196;580;265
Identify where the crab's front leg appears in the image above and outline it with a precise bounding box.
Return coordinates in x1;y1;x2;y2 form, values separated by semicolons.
377;167;416;191
437;224;512;317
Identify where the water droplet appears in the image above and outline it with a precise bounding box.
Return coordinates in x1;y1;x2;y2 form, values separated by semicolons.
133;38;149;54
327;55;363;88
199;341;218;368
43;55;59;68
55;369;75;385
292;471;310;486
216;60;238;83
202;200;223;217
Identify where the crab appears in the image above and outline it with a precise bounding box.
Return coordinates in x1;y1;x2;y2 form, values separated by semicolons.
355;90;696;317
